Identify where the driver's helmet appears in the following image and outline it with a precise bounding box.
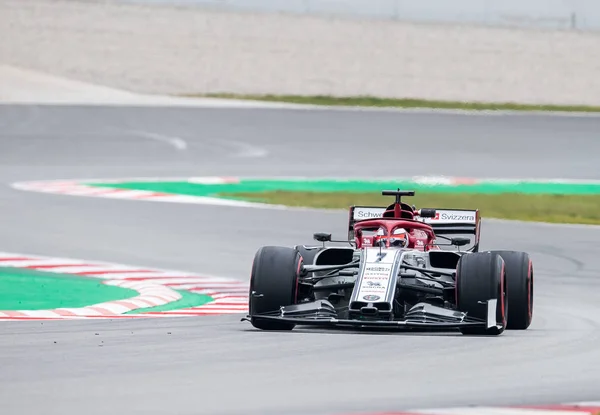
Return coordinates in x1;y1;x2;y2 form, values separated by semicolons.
374;227;409;248
390;228;409;248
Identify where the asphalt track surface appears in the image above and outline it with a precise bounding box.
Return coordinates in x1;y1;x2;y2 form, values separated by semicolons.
1;104;600;415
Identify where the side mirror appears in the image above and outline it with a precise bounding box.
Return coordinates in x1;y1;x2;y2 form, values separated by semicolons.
419;208;437;218
451;237;470;247
313;232;332;242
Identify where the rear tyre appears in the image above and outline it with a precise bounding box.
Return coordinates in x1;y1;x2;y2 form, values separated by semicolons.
489;250;533;330
455;252;507;336
249;246;302;331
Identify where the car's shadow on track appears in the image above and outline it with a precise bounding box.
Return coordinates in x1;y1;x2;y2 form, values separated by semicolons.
239;326;531;338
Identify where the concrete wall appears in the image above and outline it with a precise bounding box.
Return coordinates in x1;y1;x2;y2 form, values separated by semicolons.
125;0;600;31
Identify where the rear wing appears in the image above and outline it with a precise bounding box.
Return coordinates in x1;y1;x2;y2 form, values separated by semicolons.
348;206;482;251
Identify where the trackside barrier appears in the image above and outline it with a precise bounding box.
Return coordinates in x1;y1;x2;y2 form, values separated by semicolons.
125;0;600;31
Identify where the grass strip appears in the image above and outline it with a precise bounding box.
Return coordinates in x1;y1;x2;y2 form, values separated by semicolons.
224;191;600;225
187;93;600;113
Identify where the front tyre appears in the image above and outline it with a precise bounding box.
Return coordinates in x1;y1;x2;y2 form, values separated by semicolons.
455;252;507;336
489;250;533;330
249;246;302;331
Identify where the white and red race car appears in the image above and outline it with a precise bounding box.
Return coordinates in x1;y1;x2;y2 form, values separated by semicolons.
244;189;533;336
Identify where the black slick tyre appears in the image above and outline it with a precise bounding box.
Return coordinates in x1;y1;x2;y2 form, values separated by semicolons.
455;252;507;335
489;250;533;330
249;246;302;331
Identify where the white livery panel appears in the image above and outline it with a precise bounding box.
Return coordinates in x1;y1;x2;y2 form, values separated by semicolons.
354;248;401;303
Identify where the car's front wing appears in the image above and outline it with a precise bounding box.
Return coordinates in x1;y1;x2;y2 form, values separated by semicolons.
243;299;498;331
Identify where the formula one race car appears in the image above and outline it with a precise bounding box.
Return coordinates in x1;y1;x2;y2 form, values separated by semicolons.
243;190;534;335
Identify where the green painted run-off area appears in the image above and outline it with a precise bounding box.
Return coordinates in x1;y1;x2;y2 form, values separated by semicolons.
0;267;138;310
85;178;600;196
126;289;213;314
0;267;213;313
84;177;600;225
